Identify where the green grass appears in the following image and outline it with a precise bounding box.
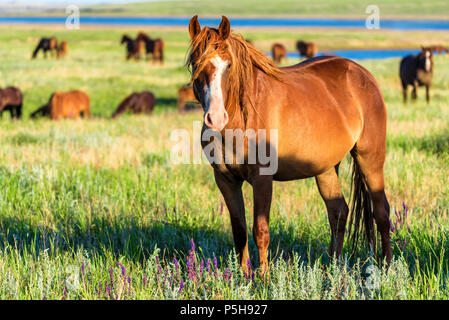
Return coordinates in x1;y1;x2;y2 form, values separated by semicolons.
22;0;449;19
0;25;448;299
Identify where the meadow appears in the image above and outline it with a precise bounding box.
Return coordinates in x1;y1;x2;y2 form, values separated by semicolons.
0;25;448;299
20;0;449;19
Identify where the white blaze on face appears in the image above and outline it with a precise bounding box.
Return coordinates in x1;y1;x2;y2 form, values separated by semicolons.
203;55;229;131
425;51;431;72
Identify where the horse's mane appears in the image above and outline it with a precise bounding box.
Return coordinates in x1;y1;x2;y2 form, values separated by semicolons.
187;27;283;119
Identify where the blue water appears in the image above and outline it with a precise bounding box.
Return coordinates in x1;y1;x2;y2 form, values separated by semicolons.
1;16;449;30
285;49;422;61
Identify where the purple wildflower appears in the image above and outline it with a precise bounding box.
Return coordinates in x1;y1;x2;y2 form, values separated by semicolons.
213;256;218;277
143;274;147;287
116;262;126;276
109;267;114;288
174;257;180;280
179;278;184;292
199;259;204;280
156;256;162;274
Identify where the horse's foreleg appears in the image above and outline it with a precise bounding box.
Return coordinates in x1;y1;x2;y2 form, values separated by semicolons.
315;168;349;259
411;83;417;101
251;175;273;276
214;170;249;272
426;85;430;104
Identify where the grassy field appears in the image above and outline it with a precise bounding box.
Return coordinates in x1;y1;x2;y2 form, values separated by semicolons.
18;0;449;19
0;25;448;299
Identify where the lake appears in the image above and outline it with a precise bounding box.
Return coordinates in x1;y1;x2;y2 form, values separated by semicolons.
1;16;449;30
283;49;423;60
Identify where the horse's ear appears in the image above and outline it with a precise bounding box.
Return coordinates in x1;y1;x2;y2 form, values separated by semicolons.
189;15;201;40
218;16;231;40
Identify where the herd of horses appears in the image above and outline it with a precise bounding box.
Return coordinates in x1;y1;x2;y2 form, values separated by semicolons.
14;32;444;121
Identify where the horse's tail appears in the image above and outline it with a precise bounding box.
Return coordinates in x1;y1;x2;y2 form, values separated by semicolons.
347;151;375;254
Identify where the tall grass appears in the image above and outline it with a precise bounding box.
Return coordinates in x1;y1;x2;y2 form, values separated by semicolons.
0;26;448;299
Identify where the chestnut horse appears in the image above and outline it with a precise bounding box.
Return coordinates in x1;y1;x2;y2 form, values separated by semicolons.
111;91;156;118
400;47;433;104
57;41;68;59
31;90;90;120
296;40;318;59
136;32;165;64
31;37;58;59
271;43;286;64
0;87;23;119
187;16;391;274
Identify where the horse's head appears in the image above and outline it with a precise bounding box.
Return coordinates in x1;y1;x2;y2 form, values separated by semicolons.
187;15;232;131
419;47;433;72
187;15;282;132
121;35;129;44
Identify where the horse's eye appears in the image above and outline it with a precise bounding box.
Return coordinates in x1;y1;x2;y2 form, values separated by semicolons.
227;62;232;69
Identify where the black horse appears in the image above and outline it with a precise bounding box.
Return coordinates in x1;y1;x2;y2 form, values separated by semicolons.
0;87;23;119
31;37;58;59
400;47;434;104
121;35;141;61
111;91;156;118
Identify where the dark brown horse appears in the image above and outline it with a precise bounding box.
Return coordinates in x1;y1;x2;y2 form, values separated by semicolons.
31;37;58;59
136;32;165;64
400;47;433;104
271;43;286;64
121;34;141;61
0;87;23;119
296;40;318;59
177;85;199;111
31;90;90;120
111;91;156;118
188;16;391;274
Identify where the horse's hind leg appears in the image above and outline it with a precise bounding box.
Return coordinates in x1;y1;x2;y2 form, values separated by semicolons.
353;144;392;264
315;167;349;259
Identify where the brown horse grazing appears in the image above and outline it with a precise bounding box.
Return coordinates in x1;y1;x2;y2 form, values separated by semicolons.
57;41;68;59
188;16;392;274
121;34;141;61
400;47;433;104
136;32;165;64
111;91;156;118
0;87;23;119
31;90;90;120
177;85;199;111
271;43;286;64
32;37;58;59
296;40;318;59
